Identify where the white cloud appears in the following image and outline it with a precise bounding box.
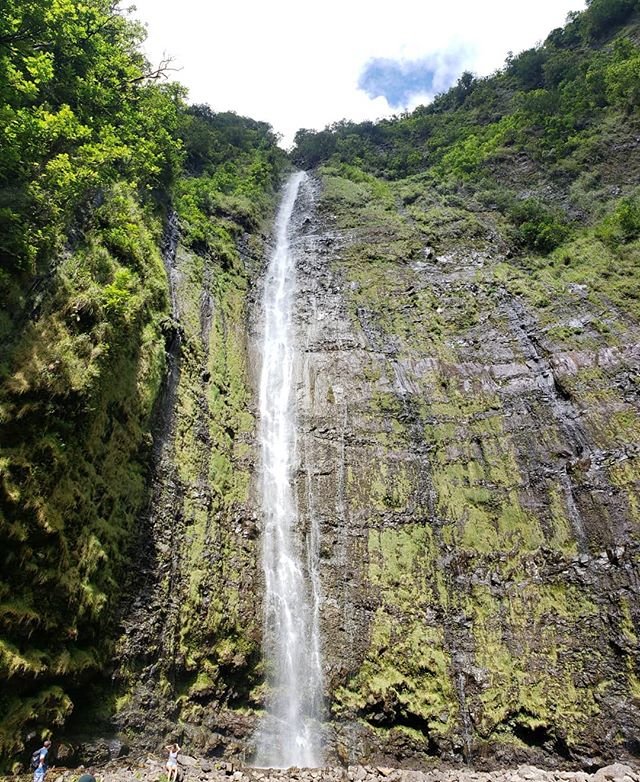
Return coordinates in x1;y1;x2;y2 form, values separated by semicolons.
359;47;477;107
129;0;587;146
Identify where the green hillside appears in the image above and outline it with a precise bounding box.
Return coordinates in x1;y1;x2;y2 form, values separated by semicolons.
287;0;640;763
0;1;286;767
293;0;640;297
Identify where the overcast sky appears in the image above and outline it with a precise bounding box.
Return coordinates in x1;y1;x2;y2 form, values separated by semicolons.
130;0;586;147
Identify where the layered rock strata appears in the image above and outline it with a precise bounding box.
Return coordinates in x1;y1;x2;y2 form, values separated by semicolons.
289;173;640;766
112;170;640;769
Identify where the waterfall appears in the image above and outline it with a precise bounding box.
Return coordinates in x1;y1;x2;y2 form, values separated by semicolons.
255;171;323;769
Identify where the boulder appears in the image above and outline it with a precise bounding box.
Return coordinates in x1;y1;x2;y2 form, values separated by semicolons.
593;765;639;782
75;738;129;766
76;740;111;766
516;765;546;781
55;743;77;765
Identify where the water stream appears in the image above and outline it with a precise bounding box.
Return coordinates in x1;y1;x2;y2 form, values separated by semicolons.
255;172;323;769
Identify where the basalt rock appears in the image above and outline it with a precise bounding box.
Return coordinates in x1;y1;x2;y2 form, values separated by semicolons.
285;173;640;767
43;756;640;782
107;167;640;769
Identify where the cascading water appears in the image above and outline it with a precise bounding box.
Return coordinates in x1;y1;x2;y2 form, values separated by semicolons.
255;172;323;769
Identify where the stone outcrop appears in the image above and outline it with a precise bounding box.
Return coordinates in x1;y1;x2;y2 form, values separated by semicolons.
287;173;640;766
110;215;269;754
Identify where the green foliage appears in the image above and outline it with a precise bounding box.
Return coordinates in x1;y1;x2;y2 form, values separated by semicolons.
543;49;582;87
181;105;285;177
0;0;183;291
175;108;287;254
507;47;547;90
584;0;639;39
596;194;640;244
0;0;288;768
605;45;640;110
510;198;571;253
293;127;338;167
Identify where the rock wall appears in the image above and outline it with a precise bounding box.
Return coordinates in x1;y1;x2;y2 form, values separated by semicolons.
56;753;640;782
107;168;640;771
0;186;171;766
289;172;640;767
111;212;271;756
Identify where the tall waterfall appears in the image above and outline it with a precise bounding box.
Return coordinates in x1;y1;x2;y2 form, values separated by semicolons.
255;172;323;768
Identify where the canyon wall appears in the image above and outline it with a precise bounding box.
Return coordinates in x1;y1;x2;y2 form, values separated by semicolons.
290;171;640;768
3;2;640;771
113;167;640;770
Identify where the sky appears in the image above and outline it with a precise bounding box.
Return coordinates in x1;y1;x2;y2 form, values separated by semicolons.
130;0;587;147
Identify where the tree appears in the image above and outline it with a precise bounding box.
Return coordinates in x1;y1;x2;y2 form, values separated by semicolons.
507;47;548;90
584;0;639;39
0;0;181;289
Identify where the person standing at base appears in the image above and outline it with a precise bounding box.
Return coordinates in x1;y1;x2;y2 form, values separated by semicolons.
32;740;52;782
165;743;181;782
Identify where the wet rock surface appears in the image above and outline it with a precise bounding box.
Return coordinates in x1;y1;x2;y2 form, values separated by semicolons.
107;171;640;768
108;211;270;756
288;174;640;764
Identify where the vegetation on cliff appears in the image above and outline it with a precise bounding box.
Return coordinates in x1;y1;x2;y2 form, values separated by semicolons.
293;0;640;763
0;0;286;767
2;0;640;771
293;0;640;265
112;105;288;747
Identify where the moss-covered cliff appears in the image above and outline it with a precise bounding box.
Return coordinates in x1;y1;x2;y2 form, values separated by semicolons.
2;0;640;772
0;182;170;764
289;0;640;767
0;1;287;767
111;108;289;755
290;168;639;767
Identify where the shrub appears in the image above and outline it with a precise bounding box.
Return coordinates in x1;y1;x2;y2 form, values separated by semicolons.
507;47;548;90
605;52;640;110
596;196;640;245
584;0;638;39
543;50;582;87
510;199;571;253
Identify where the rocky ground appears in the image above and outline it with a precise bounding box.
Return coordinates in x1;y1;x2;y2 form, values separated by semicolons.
30;757;640;782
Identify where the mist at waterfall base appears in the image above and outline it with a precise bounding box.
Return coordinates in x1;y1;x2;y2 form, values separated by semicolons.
254;172;324;769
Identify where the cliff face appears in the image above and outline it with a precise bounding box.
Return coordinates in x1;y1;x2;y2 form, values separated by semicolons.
112;165;640;769
0;89;287;765
3;0;640;772
280;5;640;765
112;208;268;755
288;171;640;767
0;185;171;765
